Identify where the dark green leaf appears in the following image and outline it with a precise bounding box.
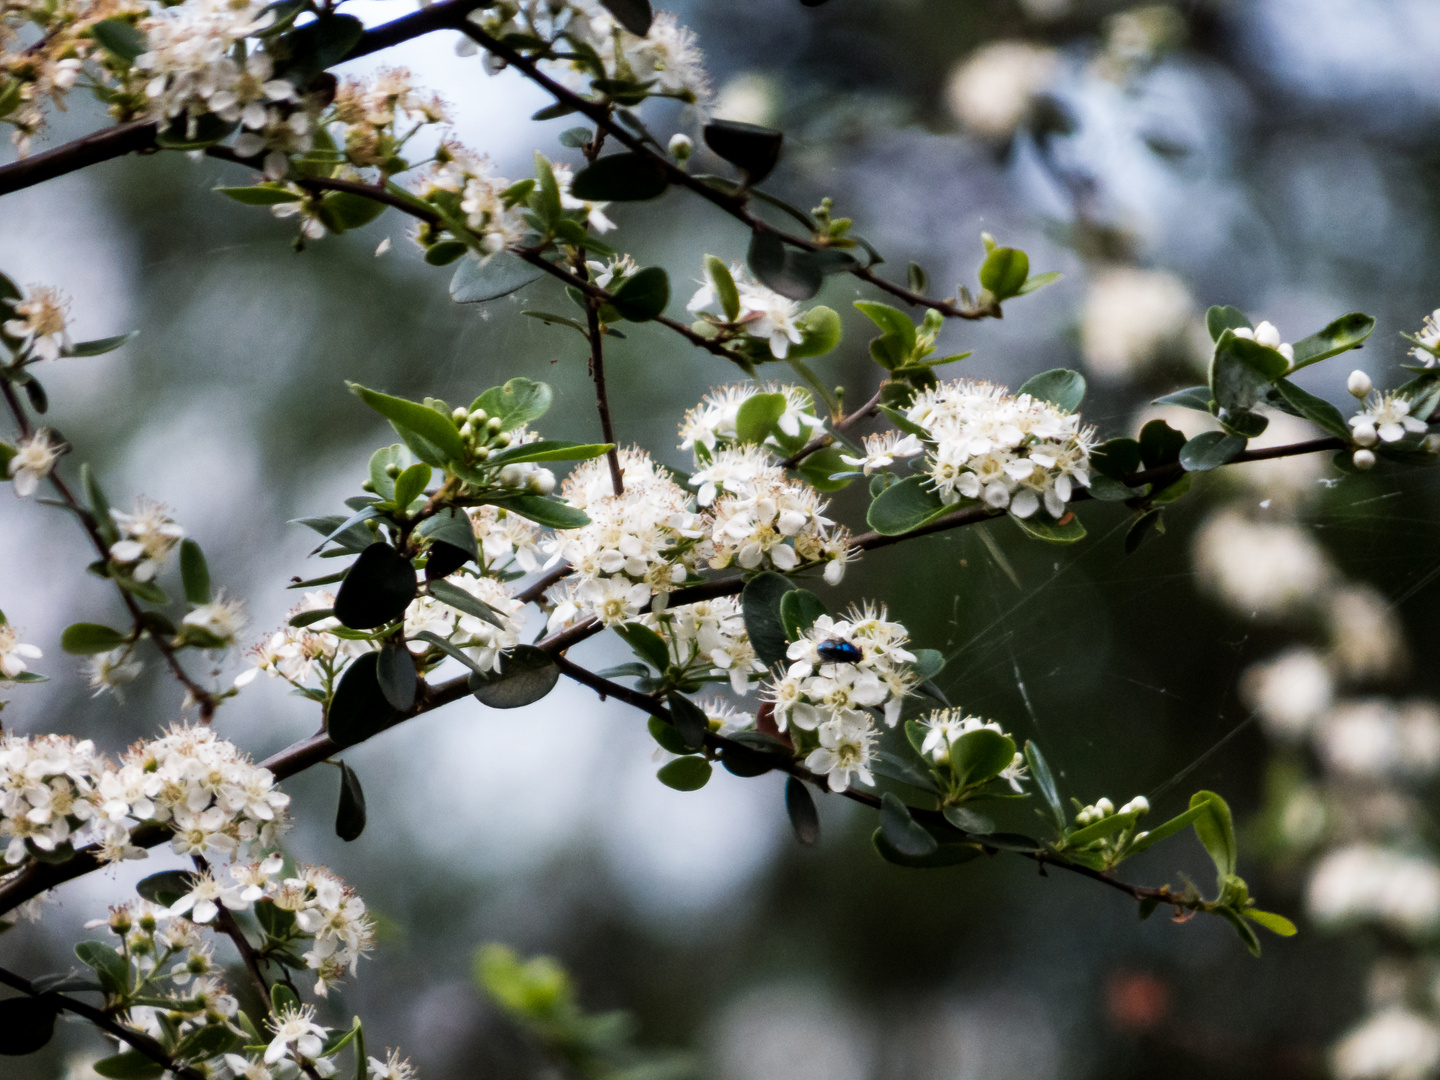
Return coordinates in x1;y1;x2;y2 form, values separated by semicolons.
1138;419;1186;469
906;262;928;293
174;1022;237;1060
68;331;137;357
468;645;560;708
647;716;689;755
335;761;366;842
289;607;335;628
0;996;56;1054
154;113;236;150
89;17;146;62
854;300;917;355
703;120;783;183
614;621;670;671
280;12;363;78
428;578;506;629
424;240;469;266
1220;908;1262;958
1024;740;1065;833
92;1051;163;1079
327;652;404;749
333;543;417;630
558;126;592;149
778;589;827;640
1017;368;1085;412
785;777;820;845
488;495;589;529
569;153;668;201
271;983;300;1015
317;191;385;233
1210;329;1289;418
741;571;797;668
865;474;954;536
179;539;211;605
1124;509;1164;554
951;728;1016;787
348;383;466;461
1011;514;1086;544
74;941;128;994
450;253;544;303
609;266;670;321
1269;378;1352;439
880;792;938;856
375;640;417;711
870;749;942;794
307;506;385;556
23;376;46;413
1153;385;1213;411
487;441;611;466
747;229;820;301
1179;431;1246;472
871;828;982;869
60;623;127;655
1290;312;1375;370
705;255;741;321
719;741;777;779
1206;304;1251;342
978;247;1029;300
667;691;710;750
1063;810;1142;849
1126;803;1205;855
657;756;712;791
136;870;194;908
1091;437;1142;480
942;806;994;835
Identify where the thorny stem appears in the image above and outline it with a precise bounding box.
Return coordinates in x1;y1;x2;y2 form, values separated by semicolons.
571;251;624;496
0;375;218;716
0;963;209;1080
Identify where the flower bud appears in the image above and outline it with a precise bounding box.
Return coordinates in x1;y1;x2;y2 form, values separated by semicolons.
528;469;557;496
1095;797;1114;817
1120;795;1149;816
451;407;468;422
459;422;473;439
1347;369;1373;398
1424;434;1440;455
1353;448;1377;470
469;408;488;425
498;464;527;488
360;479;376;493
487;417;503;434
1076;809;1094;827
473;446;490;461
385;463;402;477
669;133;693;161
1353;425;1378;447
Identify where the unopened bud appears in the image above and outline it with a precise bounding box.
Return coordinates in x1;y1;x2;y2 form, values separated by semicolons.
1353;448;1377;470
493;433;511;448
486;417;503;434
498;464;527;488
459;422;473;439
1120;796;1149;817
1095;797;1114;817
1424;434;1440;455
668;133;693;161
1353;426;1378;448
385;463;402;477
473;446;490;461
360;479;376;493
1347;370;1373;398
528;469;557;496
469;408;488;425
451;407;468;422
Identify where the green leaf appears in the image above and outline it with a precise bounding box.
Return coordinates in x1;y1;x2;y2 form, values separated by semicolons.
785;777;820;845
569;152;669;201
136;870;194;907
800;445;853;492
1018;368;1086;412
1206;304;1251;342
942;806;994;835
951;728;1016;787
271;983;300;1015
880;792;938;857
428;578;506;629
1210;329;1289;418
89;17;146;61
641;718;689;759
60;622;127;655
75;941;128;995
347;383;466;461
488;495;589;530
1190;790;1237;884
978;246;1029;300
1124;508;1165;554
1243;909;1298;937
703;120;783;183
667;691;710;750
1012;510;1086;544
0;441;14;476
80;463;116;544
333;543;417;630
450;252;544;303
92;1051;163;1079
1153;385;1213;411
179;539;211;605
155;113;237;150
609;266;670;322
391;462;431;512
657;756;712;791
1016;270;1061;296
870;749;942;794
778;589;827;641
734;392;787;443
1138;419;1186;469
67;331;138;357
741;571;798;668
335;761;366;842
747;229;820;302
906;262;928;293
424;240;469;266
316;192;385;233
786;305;843;359
1269;378;1352;439
1125;803;1205;855
375;640;417;711
327;652;404;749
1024;741;1065;833
531;151;563;224
871;828;982;869
614;621;670;672
474;378;554;432
468;645;560;708
419;513;478;576
174;1023;237;1061
855;301;917;355
705;255;741;321
866;475;954;536
1289;312;1375;371
1063;810;1142;849
1179;431;1246;472
1220;908;1262;957
558;126;592;149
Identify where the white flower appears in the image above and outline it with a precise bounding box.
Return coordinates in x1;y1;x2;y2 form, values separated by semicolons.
1325;584;1407;682
1192;511;1333;620
1308;845;1440;937
1240;648;1333;741
168;869;245;924
944;41;1058;140
917;708;1003;763
109;498;185;582
804;710;877;792
3;285;71;361
1315;700;1440;782
1409;308;1440;367
85;647;144;699
769;605;916;732
704;463;851;581
1080;267;1195;378
0;624;42;681
182;593;247;647
265;1005;329;1065
688;261;806;359
367;1050;417;1080
1333;1008;1440;1080
642;597;765;693
7;429;62;497
1351;391;1428;445
840;431;924;475
1232;320;1295;364
552;161;615;233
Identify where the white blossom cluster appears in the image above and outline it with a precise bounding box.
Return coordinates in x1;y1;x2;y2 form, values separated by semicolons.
1192;511;1334;620
332;67;449;169
1348;384;1429;460
415;141;528;255
404;574;526;674
904;378;1095;519
466;1;712;110
1308;844;1440;939
0;733;110;865
271;864;377;995
1333;1007;1440;1080
238;590;367;690
766;606;917;792
677;383;824;466
1315;700;1440;784
687;261;808;360
545;448;703;629
467;504;544;573
640;596;766;692
917;709;1028;791
1080;266;1197;379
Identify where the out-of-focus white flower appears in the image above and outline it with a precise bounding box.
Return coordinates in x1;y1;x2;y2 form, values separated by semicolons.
109;498;185;582
1232;320;1295;364
1225;410;1326;508
1080;267;1195;379
1192;511;1333;620
85;646;143;699
1240;648;1333;741
1326;584;1407;682
367;1049;417;1080
945;41;1059;140
6;429;62;497
1333;1007;1440;1080
1308;845;1440;938
840;431;925;476
3;284;71;361
182;593;247;647
1351;391;1428;446
0;624;42;682
1315;700;1440;782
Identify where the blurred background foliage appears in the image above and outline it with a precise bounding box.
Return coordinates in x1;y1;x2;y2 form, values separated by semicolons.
4;0;1440;1077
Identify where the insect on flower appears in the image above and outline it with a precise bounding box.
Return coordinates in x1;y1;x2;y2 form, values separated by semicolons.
816;638;864;664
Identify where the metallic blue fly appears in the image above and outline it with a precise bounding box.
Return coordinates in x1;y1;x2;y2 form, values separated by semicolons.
816;638;864;664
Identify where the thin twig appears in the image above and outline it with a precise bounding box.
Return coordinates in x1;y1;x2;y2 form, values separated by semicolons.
778;384;888;469
572;252;624;495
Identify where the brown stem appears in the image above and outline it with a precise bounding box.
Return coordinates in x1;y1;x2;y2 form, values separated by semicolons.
778;384;887;469
571;253;624;496
0;964;208;1080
